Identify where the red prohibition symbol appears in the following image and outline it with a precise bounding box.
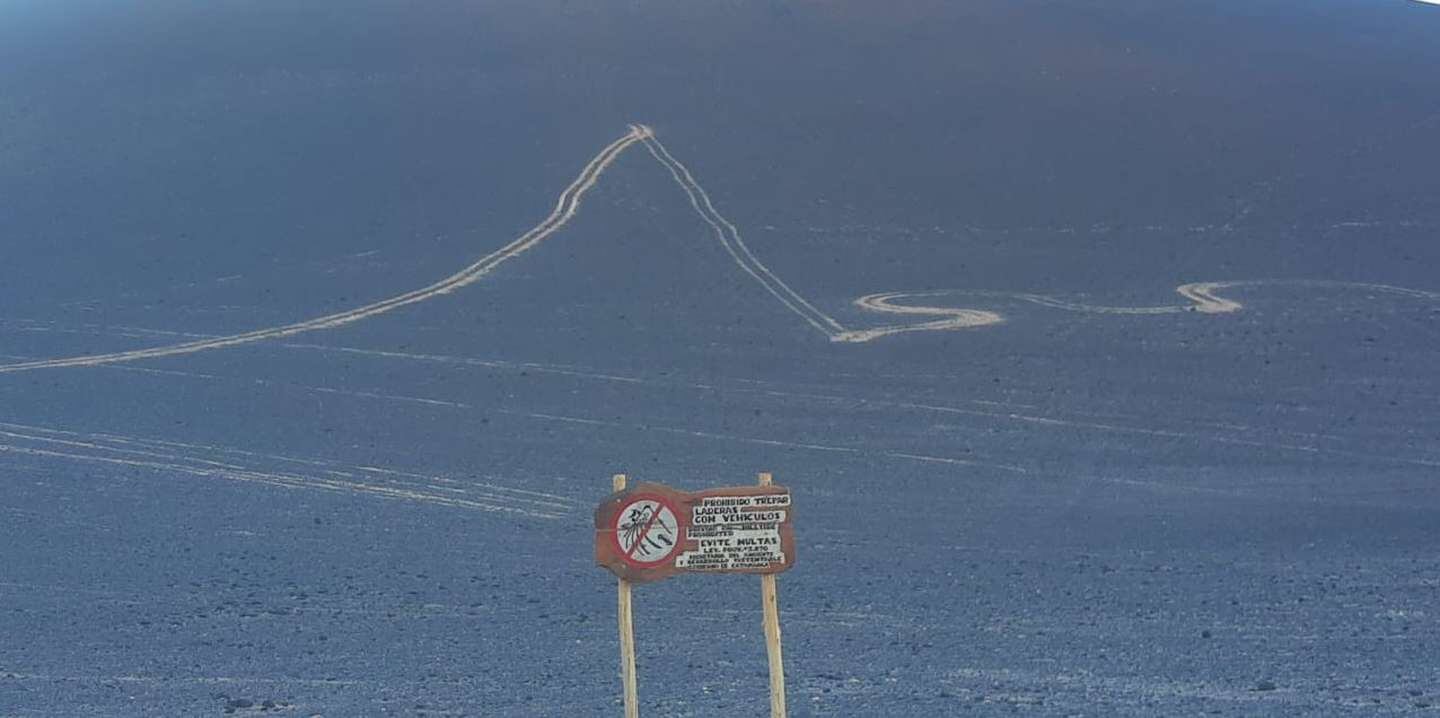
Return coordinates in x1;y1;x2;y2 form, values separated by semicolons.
612;494;682;567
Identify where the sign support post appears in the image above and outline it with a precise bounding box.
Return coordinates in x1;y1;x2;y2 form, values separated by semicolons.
613;473;640;718
757;472;788;718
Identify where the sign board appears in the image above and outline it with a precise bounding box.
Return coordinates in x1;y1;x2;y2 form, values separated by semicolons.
595;481;796;583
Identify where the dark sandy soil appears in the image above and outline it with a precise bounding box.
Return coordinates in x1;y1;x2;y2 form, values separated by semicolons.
2;1;1438;715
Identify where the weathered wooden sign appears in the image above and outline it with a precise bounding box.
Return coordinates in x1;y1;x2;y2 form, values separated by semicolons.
595;481;796;583
599;473;794;718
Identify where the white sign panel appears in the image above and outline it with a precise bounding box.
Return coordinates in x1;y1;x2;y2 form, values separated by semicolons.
676;494;790;571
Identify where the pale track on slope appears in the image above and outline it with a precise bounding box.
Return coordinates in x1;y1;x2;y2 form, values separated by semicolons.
0;126;648;373
638;127;1438;342
3;124;1438;374
847;280;1440;341
0;421;576;518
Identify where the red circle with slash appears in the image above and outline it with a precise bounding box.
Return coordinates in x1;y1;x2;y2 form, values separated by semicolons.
612;493;683;567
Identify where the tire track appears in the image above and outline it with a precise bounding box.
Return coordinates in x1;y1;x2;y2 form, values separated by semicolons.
0;126;648;374
846;280;1438;341
3;125;1437;368
637;127;849;338
8;320;1440;472
0;422;576;518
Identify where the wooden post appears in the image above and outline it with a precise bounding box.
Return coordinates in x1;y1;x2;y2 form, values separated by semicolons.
757;472;788;718
614;473;640;718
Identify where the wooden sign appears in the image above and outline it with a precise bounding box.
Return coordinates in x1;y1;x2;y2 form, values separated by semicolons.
600;473;792;718
595;481;796;583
